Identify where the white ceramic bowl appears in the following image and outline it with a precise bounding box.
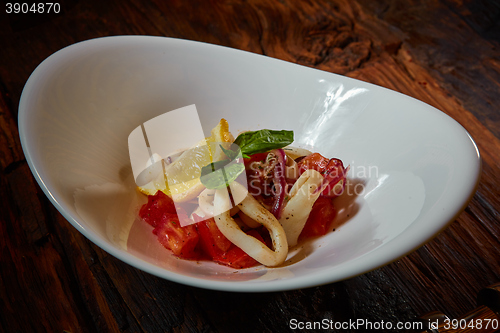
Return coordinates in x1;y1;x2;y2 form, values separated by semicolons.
19;36;480;292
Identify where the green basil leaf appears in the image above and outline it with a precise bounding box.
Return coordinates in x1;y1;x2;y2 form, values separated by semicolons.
234;129;293;157
200;159;245;189
200;159;229;177
220;144;240;160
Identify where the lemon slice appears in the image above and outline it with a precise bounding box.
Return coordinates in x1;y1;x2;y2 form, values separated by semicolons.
135;153;166;196
137;119;234;201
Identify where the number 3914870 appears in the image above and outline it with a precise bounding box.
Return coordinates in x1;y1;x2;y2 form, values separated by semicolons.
6;3;61;14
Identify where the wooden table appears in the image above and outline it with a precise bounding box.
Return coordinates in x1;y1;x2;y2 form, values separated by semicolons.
1;0;499;332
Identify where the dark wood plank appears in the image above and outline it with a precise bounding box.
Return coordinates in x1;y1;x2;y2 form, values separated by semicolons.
358;0;500;139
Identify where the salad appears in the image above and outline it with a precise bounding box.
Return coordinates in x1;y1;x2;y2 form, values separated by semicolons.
137;119;348;269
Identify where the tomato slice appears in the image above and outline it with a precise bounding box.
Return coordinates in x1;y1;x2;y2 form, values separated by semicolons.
215;245;258;269
139;191;176;227
139;192;199;259
299;197;337;240
244;152;269;168
297;152;331;174
195;216;232;259
195;214;263;269
153;212;200;259
214;230;263;269
297;153;347;197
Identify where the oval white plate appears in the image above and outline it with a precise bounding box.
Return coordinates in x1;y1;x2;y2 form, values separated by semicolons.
19;36;480;292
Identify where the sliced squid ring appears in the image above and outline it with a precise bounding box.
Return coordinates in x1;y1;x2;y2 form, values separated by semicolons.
214;182;288;267
279;169;324;247
199;187;241;217
285;156;299;180
198;188;216;216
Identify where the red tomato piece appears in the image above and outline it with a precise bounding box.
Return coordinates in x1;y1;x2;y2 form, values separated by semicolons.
139;191;176;227
153;212;200;259
297;153;347;197
214;230;263;269
299;197;337;240
319;158;346;197
297;152;331;174
195;217;232;259
244;152;269;169
195;213;263;269
216;245;258;269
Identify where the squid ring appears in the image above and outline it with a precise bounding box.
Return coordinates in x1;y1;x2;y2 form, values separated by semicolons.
199;188;240;217
213;182;288;267
285;155;299;180
199;188;216;216
237;210;261;229
279;169;324;247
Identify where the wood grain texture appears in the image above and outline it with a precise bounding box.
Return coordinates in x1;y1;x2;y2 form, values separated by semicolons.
1;0;499;332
